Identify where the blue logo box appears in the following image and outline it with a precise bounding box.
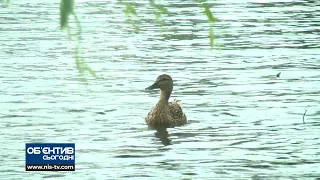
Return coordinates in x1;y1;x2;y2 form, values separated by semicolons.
25;143;75;171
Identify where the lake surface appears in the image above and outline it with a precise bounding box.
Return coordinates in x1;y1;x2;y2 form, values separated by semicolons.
0;0;319;179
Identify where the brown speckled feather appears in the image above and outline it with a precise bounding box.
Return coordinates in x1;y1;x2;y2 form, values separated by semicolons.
145;99;187;127
168;99;187;126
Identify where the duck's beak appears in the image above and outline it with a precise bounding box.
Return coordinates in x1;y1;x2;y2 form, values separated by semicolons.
145;82;159;90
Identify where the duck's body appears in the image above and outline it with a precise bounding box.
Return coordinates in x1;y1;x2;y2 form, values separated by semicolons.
145;74;187;128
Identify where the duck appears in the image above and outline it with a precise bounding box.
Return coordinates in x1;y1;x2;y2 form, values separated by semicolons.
145;74;187;128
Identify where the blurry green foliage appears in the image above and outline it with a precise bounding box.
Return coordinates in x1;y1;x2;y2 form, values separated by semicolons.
204;6;216;23
122;2;137;15
60;0;74;29
118;0;217;48
200;3;217;48
120;1;140;33
149;0;168;27
119;0;169;32
60;0;97;81
59;0;218;80
2;0;218;82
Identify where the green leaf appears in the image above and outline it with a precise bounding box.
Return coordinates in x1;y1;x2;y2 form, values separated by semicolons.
149;0;168;14
121;2;137;16
127;5;137;15
209;23;214;48
60;0;74;29
204;6;215;23
120;2;140;32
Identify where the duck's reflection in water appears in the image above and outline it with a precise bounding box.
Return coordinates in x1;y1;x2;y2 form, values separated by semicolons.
149;126;171;146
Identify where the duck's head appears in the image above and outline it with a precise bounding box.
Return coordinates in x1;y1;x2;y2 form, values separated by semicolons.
145;74;173;93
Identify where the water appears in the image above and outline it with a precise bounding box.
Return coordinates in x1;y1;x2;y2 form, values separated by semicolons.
1;0;319;179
